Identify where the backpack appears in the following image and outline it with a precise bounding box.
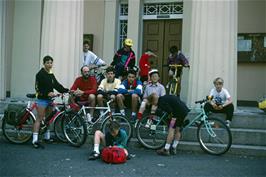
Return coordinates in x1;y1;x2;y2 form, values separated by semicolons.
101;147;127;164
4;103;27;126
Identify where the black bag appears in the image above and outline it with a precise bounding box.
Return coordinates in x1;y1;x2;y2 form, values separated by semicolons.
4;104;27;125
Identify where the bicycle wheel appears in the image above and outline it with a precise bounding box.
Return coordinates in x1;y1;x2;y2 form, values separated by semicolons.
63;112;87;147
2;111;34;144
101;115;132;143
54;111;69;143
136;115;168;150
197;117;232;155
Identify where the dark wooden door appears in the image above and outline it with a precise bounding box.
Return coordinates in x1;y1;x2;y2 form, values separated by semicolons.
142;19;182;85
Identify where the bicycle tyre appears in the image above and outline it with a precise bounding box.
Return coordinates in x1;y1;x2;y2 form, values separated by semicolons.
197;117;232;155
63;112;87;147
2;110;34;144
101;115;132;144
136;115;168;150
54;112;68;143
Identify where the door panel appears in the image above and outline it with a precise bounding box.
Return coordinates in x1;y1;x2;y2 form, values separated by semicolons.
142;20;164;74
142;20;182;85
162;20;182;84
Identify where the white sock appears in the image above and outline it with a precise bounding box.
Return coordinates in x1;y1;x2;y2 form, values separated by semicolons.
94;144;100;154
164;143;171;150
131;112;136;116
172;140;179;148
120;109;125;115
32;132;38;143
44;129;50;140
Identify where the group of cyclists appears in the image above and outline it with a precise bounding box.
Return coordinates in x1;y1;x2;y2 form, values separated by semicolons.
33;38;234;159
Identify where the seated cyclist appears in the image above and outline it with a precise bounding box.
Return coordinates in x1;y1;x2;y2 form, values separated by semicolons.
88;120;128;160
117;69;142;122
69;65;97;120
147;94;190;156
137;69;166;120
97;66;121;115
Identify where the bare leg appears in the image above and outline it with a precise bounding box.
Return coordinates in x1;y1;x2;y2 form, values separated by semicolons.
97;94;104;107
116;94;125;111
131;94;139;113
89;94;96;116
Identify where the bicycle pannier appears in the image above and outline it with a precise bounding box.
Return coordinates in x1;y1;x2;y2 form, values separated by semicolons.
101;147;127;164
4;104;27;125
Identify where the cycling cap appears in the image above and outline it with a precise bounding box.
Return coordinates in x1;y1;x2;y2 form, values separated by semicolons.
148;69;159;76
124;38;133;47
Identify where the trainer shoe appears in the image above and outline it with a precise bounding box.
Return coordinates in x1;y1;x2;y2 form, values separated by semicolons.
43;138;55;144
32;141;44;149
157;148;170;156
170;147;177;155
226;120;231;128
88;151;100;160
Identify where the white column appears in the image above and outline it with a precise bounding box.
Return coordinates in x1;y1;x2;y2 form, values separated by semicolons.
40;0;84;88
127;0;141;60
102;0;118;65
184;0;238;107
0;0;7;99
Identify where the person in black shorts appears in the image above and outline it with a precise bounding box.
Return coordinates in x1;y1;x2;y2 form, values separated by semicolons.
147;94;190;156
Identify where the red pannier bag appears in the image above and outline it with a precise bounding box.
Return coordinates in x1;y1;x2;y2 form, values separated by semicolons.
101;146;127;164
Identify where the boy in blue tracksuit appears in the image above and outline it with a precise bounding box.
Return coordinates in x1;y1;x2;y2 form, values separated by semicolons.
117;69;142;122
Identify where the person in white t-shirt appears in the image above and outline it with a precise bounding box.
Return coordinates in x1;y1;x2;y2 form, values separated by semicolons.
81;41;106;67
204;77;234;127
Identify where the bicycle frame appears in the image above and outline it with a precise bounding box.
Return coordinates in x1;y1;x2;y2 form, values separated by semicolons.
76;99;115;127
152;100;216;137
18;94;67;129
168;64;183;95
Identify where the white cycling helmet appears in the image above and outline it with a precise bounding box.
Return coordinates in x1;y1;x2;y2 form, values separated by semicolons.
148;69;159;76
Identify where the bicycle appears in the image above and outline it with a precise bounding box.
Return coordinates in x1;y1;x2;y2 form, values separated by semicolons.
63;99;132;147
2;93;71;144
166;64;187;96
136;97;232;155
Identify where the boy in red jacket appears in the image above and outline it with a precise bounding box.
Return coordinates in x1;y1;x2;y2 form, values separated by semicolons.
139;49;157;83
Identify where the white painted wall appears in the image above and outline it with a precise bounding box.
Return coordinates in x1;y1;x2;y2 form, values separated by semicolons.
84;0;105;59
10;0;42;97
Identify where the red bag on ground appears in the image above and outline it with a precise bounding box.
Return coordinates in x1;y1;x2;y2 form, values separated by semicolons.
101;146;127;164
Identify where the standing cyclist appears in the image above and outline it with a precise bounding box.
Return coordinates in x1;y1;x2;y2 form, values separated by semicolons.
147;94;190;156
111;38;136;79
81;40;106;67
33;56;69;148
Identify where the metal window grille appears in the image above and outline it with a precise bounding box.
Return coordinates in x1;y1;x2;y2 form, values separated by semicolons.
143;2;183;15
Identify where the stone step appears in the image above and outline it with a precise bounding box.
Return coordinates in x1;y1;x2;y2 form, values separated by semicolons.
180;127;266;146
186;111;266;129
130;138;266;157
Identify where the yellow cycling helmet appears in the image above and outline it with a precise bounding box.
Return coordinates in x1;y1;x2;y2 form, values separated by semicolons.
124;38;133;47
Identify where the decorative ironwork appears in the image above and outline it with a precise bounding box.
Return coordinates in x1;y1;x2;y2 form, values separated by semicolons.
144;2;183;15
119;20;128;48
120;3;128;16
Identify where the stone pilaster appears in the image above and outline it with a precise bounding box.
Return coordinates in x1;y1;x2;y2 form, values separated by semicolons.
40;0;84;87
183;0;238;107
127;0;141;60
102;0;118;64
0;0;7;99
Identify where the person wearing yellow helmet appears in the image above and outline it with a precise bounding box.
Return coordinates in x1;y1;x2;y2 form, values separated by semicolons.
111;38;136;80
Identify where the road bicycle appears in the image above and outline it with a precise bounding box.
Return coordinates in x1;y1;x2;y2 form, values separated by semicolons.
136;98;232;155
2;93;71;144
63;99;132;147
166;64;186;96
